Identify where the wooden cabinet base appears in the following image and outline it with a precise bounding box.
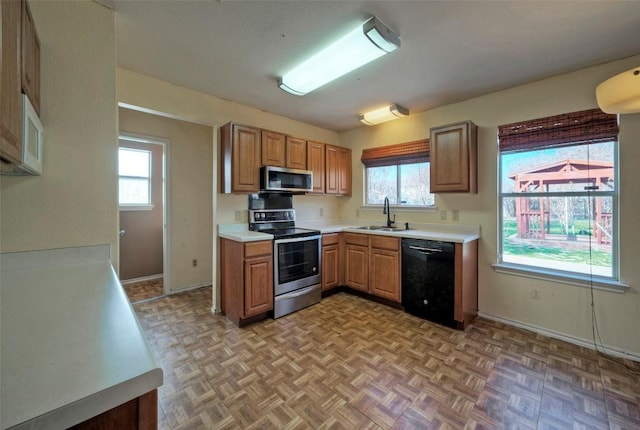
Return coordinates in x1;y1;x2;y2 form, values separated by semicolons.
69;389;158;430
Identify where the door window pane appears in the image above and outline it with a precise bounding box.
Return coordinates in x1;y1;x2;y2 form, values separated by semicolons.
119;147;151;206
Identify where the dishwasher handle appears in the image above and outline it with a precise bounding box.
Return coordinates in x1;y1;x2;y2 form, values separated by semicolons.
408;245;443;254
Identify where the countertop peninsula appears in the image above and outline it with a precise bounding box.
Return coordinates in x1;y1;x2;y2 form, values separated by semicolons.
0;245;163;430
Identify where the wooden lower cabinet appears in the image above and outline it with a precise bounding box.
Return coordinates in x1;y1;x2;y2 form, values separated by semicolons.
369;236;401;302
69;389;157;430
454;240;478;328
343;233;400;302
220;238;273;326
321;233;340;291
343;233;369;293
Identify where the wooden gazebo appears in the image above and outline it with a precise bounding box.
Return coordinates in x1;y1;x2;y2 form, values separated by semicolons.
508;159;613;244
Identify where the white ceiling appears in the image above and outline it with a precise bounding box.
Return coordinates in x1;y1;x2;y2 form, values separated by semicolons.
111;1;640;132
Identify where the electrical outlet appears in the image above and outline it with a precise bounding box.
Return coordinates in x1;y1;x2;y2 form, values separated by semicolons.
452;210;459;222
356;209;360;218
192;259;198;268
319;208;324;217
235;210;242;222
530;288;541;300
440;210;447;220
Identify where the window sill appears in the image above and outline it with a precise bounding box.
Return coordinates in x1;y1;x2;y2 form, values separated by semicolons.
119;204;155;212
360;205;437;214
492;262;628;293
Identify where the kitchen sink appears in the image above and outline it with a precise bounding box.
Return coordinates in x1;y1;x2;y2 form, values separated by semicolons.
352;225;408;232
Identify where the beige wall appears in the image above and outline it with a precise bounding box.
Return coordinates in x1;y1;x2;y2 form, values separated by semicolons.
340;55;640;356
117;68;344;224
119;108;213;292
118;140;164;281
0;1;118;263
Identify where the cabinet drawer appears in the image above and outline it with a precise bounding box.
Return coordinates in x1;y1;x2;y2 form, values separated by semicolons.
343;232;369;246
244;240;272;258
322;233;339;246
370;235;399;251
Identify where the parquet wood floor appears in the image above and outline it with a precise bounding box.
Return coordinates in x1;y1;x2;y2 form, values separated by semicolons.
133;287;640;430
125;278;164;303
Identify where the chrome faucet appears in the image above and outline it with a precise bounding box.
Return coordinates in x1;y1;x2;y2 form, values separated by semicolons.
383;197;396;228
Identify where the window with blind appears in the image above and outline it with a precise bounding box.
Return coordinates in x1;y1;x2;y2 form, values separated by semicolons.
498;108;618;279
361;139;435;206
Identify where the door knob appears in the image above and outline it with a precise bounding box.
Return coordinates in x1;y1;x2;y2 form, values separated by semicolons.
119;230;126;236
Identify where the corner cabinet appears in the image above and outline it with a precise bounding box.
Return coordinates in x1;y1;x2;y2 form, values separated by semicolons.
343;233;401;303
430;120;477;193
220;123;261;193
220;238;273;326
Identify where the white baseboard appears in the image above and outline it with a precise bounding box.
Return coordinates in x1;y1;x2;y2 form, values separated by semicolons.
478;312;640;362
169;281;211;295
121;274;163;285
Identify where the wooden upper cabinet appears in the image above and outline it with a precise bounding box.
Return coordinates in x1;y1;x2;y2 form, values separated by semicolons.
429;120;477;193
325;144;351;195
261;130;285;167
307;141;325;194
325;145;338;194
21;0;40;115
285;136;306;170
220;122;261;193
337;146;351;196
1;0;23;164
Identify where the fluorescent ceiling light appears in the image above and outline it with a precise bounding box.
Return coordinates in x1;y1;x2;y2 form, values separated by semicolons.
596;66;640;114
359;104;409;126
278;16;400;96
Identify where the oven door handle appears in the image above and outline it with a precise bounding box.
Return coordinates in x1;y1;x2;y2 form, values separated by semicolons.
274;234;322;244
277;284;319;299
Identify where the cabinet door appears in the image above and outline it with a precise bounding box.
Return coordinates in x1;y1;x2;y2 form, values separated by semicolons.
325;145;338;194
307;141;325;194
244;255;273;317
337;147;351;196
370;247;401;302
345;244;368;292
232;124;261;193
286;136;306;170
0;0;23;164
261;130;285;167
322;244;339;291
430;121;477;193
21;0;40;114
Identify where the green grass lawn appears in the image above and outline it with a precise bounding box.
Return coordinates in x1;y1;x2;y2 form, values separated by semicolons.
502;218;611;267
502;241;611;267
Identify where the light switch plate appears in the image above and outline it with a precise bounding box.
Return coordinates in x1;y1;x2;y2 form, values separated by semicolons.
440;210;447;220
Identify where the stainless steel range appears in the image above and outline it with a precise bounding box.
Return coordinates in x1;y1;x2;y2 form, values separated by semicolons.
248;192;321;318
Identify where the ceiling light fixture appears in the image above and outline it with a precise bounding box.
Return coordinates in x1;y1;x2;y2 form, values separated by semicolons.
359;104;409;126
278;16;400;96
596;66;640;114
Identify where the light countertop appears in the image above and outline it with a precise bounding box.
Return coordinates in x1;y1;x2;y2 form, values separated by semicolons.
0;245;163;430
219;219;480;243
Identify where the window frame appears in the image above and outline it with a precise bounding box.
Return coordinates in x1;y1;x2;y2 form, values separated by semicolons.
118;147;154;210
496;139;621;287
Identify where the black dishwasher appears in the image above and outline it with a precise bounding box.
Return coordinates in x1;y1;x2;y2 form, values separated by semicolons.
401;238;456;328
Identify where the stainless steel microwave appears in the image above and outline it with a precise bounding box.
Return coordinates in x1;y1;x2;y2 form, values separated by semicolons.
260;166;313;193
